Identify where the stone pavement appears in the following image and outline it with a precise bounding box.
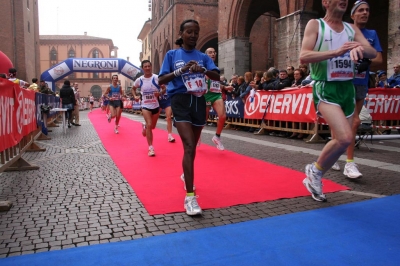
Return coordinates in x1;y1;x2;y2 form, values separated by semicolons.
0;110;399;258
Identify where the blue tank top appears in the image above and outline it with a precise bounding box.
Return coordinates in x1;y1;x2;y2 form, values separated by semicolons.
108;84;121;99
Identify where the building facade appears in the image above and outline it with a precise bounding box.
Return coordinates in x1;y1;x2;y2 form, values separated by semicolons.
149;0;399;80
0;0;41;81
39;34;119;98
138;19;152;64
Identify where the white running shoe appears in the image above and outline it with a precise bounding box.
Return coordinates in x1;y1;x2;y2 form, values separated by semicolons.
142;122;146;137
343;162;363;179
212;136;225;150
303;164;326;202
168;135;175;143
114;127;119;134
184;195;202;216
331;162;340;171
180;174;195;191
148;147;155;157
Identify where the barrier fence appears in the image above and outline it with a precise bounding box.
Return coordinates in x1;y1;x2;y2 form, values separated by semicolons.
2;80;399;173
0;79;97;173
122;87;400;142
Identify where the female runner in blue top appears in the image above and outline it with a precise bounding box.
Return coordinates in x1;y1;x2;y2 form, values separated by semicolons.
158;19;220;216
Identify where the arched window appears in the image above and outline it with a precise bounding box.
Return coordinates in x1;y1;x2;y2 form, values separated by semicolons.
92;49;100;78
50;47;57;61
68;48;75;58
92;49;99;58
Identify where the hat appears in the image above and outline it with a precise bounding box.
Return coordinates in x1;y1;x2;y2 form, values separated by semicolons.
351;1;369;16
378;71;386;78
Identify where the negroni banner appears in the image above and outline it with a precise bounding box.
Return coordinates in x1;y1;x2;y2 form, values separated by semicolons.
244;88;316;122
0;79;36;152
366;88;400;120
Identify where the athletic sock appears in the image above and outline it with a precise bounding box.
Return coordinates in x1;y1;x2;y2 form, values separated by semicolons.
216;133;221;138
314;162;324;171
186;192;194;197
346;159;354;163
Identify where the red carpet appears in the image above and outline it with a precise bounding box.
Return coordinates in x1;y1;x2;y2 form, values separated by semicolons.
89;109;349;215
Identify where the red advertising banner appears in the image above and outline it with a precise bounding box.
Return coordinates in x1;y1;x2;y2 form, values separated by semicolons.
244;88;317;122
366;88;400;120
0;79;37;152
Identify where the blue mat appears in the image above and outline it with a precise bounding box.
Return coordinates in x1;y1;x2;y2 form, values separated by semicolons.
1;195;399;266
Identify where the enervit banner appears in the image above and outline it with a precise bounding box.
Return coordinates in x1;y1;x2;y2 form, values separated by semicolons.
366;88;400;120
0;79;37;151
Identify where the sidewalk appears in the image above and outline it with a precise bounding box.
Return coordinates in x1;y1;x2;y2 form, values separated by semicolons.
0;110;399;258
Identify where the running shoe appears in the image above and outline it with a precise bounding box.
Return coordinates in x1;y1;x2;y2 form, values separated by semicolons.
148;147;155;157
212;136;225;150
114;127;119;134
107;114;111;123
331;162;340;171
343;162;363;179
302;164;326;202
180;174;195;191
168;135;175;143
142;122;146;137
184;195;202;216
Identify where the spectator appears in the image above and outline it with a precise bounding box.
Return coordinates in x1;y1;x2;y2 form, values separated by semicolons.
266;70;292;91
292;69;306;87
8;68;29;88
254;71;263;86
72;83;81;126
28;78;39;91
298;64;309;76
387;63;400;88
239;72;253;100
375;71;388;88
227;74;239;99
232;76;244;99
252;70;276;90
59;80;75;128
286;65;295;82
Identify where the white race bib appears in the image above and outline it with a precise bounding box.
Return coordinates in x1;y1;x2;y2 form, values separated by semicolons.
111;92;120;100
328;53;354;81
182;73;207;94
142;92;157;105
209;80;221;93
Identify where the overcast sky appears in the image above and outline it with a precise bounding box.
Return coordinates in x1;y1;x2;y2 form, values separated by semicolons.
38;0;152;67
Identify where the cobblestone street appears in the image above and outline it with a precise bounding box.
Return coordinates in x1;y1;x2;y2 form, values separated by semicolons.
1;110;399;258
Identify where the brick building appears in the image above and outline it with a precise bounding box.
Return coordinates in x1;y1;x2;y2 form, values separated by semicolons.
39;34;120;98
0;0;41;82
149;0;400;80
138;19;152;63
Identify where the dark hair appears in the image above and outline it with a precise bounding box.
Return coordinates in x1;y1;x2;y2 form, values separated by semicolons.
175;19;199;47
32;78;38;83
294;68;305;79
9;68;16;73
0;73;7;79
279;70;288;74
112;74;118;80
141;60;151;68
64;80;70;86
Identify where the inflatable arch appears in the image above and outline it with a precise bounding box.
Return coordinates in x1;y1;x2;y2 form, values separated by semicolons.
40;58;142;91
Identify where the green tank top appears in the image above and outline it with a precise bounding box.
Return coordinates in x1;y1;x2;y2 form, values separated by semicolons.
310;19;355;81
